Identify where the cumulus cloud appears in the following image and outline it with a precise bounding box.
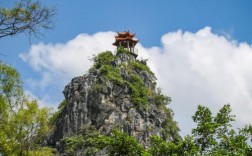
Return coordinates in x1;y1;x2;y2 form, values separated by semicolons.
20;31;116;89
145;27;252;135
20;27;252;136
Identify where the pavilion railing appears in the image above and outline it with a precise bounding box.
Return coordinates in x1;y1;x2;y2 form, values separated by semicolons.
114;47;138;56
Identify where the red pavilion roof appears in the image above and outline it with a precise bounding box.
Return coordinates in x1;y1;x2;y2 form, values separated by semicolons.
113;31;139;46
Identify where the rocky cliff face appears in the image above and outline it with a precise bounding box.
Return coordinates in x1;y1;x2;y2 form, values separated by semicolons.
50;50;180;151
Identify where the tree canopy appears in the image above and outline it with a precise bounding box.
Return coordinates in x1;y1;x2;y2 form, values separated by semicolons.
0;62;54;155
147;104;252;156
0;0;55;39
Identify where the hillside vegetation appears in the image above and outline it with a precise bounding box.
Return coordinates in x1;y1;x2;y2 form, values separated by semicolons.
1;49;252;155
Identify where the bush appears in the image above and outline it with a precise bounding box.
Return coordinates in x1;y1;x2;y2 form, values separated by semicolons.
116;46;131;55
106;130;148;156
61;130;109;155
61;129;151;156
93;51;114;68
49;99;67;124
153;88;171;107
128;74;148;108
131;61;154;76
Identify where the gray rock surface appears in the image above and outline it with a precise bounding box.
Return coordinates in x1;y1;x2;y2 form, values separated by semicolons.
49;52;179;154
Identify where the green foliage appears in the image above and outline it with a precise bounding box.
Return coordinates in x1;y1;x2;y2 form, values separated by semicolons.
101;65;126;86
0;62;22;101
91;51;170;108
0;99;52;155
154;88;171;107
93;51;114;68
58;99;67;111
161;112;181;142
61;129;109;156
0;62;53;155
27;147;57;156
131;61;154;76
62;129;149;156
0;62;23;136
106;130;148;156
49;99;67;125
192;105;217;154
116;46;131;55
0;0;55;38
49;111;59;126
91;51;152;108
149;135;198;156
92;51;127;86
191;104;252;155
128;74;148;107
91;50;168;109
148;104;252;155
178;135;199;155
149;135;179;156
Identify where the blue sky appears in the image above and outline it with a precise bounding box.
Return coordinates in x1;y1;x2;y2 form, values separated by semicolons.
1;0;252;136
2;0;252;69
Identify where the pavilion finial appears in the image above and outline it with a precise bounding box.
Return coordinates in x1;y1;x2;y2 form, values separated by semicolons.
124;27;129;32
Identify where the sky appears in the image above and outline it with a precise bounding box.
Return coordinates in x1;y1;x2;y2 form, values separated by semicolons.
1;0;252;136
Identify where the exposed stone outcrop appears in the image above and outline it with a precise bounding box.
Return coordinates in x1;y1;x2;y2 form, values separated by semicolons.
49;52;180;154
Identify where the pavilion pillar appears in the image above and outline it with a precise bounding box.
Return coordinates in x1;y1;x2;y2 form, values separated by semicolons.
112;31;139;57
127;40;129;51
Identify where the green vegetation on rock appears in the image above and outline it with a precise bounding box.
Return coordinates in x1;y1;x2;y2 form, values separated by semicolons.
91;50;162;108
49;99;67;125
131;61;154;76
128;74;148;107
116;46;132;56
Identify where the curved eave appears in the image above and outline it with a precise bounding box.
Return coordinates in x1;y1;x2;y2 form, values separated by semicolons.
112;39;139;46
116;32;136;38
115;37;139;41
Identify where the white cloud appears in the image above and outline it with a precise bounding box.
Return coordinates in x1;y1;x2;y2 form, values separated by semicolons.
145;27;252;135
20;28;252;136
20;32;116;89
